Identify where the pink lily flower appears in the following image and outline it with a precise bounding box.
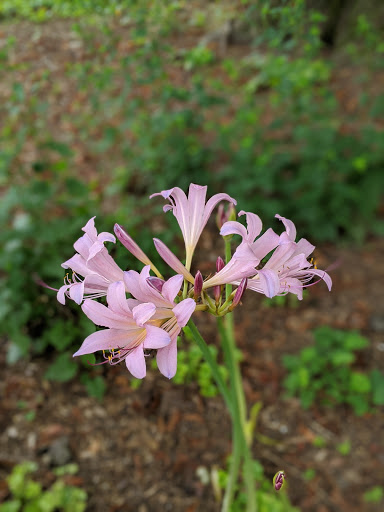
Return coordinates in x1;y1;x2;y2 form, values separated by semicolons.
245;215;332;299
124;266;196;378
58;217;125;305
220;210;280;265
150;184;236;271
74;281;171;379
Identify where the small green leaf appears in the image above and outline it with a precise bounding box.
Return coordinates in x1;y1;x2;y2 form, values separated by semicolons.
44;353;78;382
363;486;384;503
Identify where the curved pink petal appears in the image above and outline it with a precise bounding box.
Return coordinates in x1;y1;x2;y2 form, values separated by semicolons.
69;282;85;304
280;277;303;300
107;281;131;315
276;214;297;241
98;232;116;244
153;239;194;283
250;228;280;260
73;234;92;260
87;240;105;261
292;238;315;258
161;274;183;304
264;241;296;271
143;325;171;349
202;192;236;236
220;220;247;239
125;346;146;379
303;268;332;291
61;253;90;274
123;270;147;302
257;269;280;298
156;336;178;379
172;298;196;327
73;328;134;357
133;302;156;327
238;210;262;241
82;299;133;329
82;217;97;238
57;284;70;305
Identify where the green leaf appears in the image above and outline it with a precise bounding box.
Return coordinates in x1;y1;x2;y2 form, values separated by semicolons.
349;372;371;393
363;486;384;503
370;369;384;405
83;375;106;401
330;351;355;366
0;501;22;512
44;353;78;382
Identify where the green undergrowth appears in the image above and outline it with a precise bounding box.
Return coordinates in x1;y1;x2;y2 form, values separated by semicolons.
283;327;384;415
0;462;87;512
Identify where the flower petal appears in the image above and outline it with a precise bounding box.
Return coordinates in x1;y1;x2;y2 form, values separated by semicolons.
220;220;247;239
68;282;85;304
250;228;280;260
161;274;183;304
125;346;146;379
264;241;296;271
73;328;131;357
257;269;280;298
133;302;156;327
238;210;262;241
156;336;178;379
82;299;133;329
276;214;296;241
107;281;131;315
172;298;196;327
292;238;315;258
144;324;171;349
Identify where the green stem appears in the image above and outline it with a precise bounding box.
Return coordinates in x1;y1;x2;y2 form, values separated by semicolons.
218;315;257;512
186;320;233;417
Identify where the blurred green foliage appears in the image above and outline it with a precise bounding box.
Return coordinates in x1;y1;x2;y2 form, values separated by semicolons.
0;1;383;385
0;462;87;512
283;327;384;415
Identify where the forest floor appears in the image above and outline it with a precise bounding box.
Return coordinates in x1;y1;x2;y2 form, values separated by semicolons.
1;236;384;512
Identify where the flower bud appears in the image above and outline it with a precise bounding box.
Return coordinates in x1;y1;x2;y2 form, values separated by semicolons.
147;276;165;293
228;278;247;312
216;203;236;230
114;224;152;266
273;471;285;491
216;256;225;272
194;271;203;300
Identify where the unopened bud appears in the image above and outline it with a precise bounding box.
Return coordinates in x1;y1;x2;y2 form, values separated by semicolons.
216;204;236;230
229;278;247;311
147;276;165;293
194;271;203;300
273;471;286;491
216;256;225;272
214;285;222;304
114;224;152;266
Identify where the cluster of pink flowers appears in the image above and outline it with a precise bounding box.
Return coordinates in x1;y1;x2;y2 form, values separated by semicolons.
58;184;331;379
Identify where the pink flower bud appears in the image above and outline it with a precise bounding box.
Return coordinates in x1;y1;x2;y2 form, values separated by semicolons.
229;278;247;311
194;271;203;299
147;276;165;293
216;256;225;272
114;224;152;266
216;203;236;229
273;471;285;491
